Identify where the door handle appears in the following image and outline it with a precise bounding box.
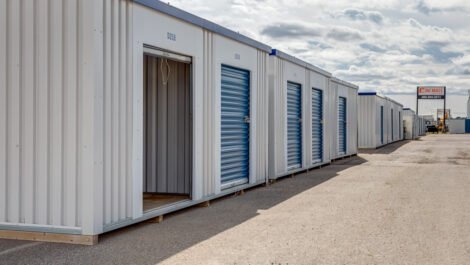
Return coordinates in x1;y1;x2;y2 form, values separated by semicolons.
244;116;251;124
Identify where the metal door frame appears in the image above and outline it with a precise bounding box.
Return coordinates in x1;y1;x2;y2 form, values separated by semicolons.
286;81;303;171
338;96;347;155
380;105;384;145
311;88;323;164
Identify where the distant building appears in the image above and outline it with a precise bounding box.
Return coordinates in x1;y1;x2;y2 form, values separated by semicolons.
422;115;435;126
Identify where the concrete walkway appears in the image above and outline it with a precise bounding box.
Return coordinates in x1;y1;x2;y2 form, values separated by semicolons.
1;134;470;265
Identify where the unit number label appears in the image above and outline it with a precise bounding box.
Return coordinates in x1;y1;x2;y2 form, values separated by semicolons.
235;53;241;60
167;32;176;41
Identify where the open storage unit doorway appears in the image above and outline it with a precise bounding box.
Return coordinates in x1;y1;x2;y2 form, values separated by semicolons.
143;47;193;212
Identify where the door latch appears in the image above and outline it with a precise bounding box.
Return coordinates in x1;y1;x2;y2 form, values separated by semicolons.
244;116;251;124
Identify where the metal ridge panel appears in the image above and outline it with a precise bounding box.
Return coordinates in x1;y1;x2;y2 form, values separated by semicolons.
134;0;272;53
270;49;332;77
331;77;359;90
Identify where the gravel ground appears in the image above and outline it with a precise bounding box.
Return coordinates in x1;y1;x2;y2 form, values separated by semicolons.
1;134;470;265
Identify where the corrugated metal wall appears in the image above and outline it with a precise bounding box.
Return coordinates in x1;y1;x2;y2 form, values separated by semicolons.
328;80;358;159
268;56;286;178
202;30;216;196
255;50;269;184
0;0;134;232
347;87;358;155
358;96;376;148
0;0;89;229
100;0;133;229
202;31;268;195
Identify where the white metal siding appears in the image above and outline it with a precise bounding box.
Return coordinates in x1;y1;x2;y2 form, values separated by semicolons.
358;96;376;148
202;30;216;196
0;0;133;234
0;0;86;229
329;79;358;159
101;0;133;229
201;31;269;194
268;56;330;179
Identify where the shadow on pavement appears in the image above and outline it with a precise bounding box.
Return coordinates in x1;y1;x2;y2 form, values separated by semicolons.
359;140;411;155
1;156;367;265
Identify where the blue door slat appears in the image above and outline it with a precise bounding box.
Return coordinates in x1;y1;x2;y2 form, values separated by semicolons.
466;119;470;133
287;82;302;170
381;106;384;144
312;88;323;163
221;65;250;184
338;97;347;154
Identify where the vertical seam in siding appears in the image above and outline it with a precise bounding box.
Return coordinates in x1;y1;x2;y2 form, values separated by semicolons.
32;0;38;224
76;0;82;227
46;0;52;225
61;0;66;226
18;0;24;224
4;0;10;222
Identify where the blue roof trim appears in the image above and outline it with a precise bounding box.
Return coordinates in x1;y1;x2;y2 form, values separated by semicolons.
358;92;377;96
270;49;332;77
134;0;271;53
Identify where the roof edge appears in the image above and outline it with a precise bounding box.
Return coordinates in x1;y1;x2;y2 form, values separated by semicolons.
359;91;404;107
331;77;359;90
270;49;332;77
134;0;272;53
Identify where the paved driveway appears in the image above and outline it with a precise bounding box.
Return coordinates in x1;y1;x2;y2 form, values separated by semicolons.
1;135;470;265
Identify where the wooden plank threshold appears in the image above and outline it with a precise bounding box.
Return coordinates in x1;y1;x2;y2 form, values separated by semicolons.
0;230;98;246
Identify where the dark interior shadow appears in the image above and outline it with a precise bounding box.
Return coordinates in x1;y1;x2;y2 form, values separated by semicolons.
3;156;367;265
359;140;411;155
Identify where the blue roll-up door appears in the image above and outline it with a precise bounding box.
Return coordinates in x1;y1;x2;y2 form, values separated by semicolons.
221;65;250;185
399;112;402;139
380;106;384;144
287;82;302;170
311;88;323;163
466;119;470;133
338;97;347;154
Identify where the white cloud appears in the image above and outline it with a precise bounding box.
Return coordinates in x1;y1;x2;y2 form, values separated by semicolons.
166;0;469;96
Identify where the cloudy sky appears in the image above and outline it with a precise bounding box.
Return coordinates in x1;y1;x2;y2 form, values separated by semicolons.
167;0;470;116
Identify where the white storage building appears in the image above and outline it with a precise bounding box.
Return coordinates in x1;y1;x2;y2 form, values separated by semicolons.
448;119;467;134
268;50;333;180
0;0;271;244
329;78;359;160
417;116;426;136
358;92;404;149
403;109;419;140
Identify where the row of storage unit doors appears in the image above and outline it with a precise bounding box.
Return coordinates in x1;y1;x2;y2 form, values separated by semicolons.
286;84;329;170
268;50;358;181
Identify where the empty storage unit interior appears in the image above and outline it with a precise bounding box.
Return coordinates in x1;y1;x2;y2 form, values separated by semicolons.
0;0;270;243
358;92;404;149
329;78;359;160
268;50;332;180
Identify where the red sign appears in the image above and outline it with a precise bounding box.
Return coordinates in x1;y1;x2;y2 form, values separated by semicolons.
417;86;445;99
